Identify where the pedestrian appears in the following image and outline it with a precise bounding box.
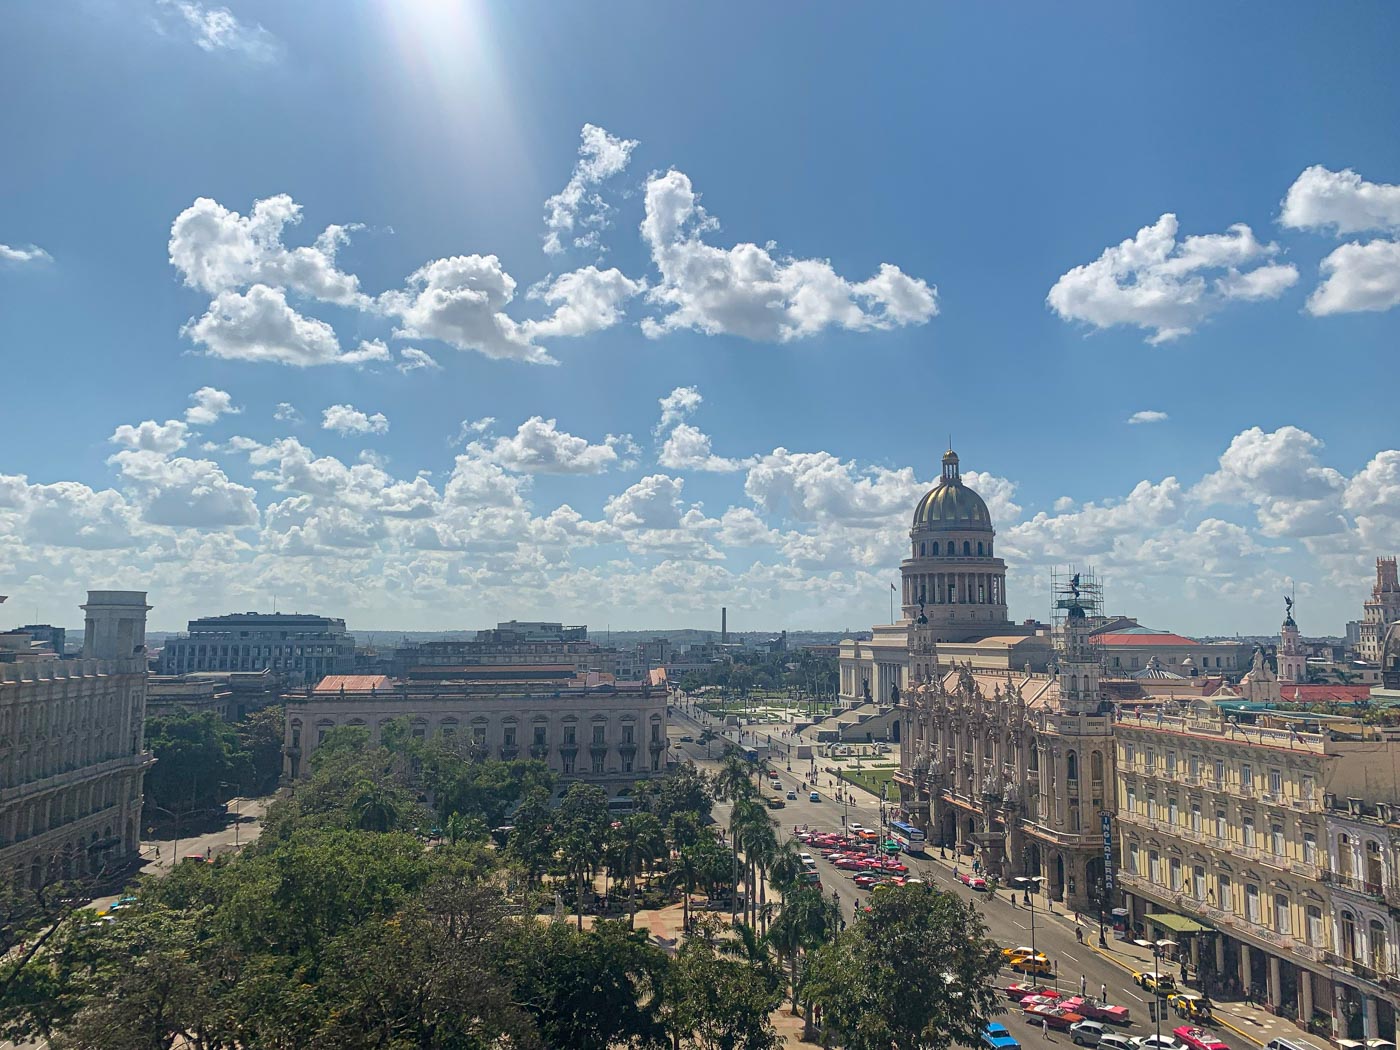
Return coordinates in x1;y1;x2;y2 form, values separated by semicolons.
1101;983;1107;1002
1080;975;1086;996
1076;927;1084;944
1042;1018;1050;1040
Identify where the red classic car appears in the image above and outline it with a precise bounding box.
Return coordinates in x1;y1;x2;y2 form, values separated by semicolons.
957;871;989;890
1005;983;1060;1002
1173;1026;1230;1050
1024;1005;1084;1031
1061;996;1131;1025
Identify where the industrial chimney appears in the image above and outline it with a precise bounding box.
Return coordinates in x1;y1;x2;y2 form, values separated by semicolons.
721;607;728;644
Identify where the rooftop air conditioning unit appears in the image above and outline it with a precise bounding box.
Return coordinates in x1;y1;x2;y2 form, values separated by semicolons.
1348;797;1364;817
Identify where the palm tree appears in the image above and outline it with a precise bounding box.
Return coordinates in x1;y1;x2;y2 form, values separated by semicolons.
731;798;774;929
719;919;781;994
767;886;838;1013
349;778;398;832
612;812;666;928
668;812;704;931
698;728;717;759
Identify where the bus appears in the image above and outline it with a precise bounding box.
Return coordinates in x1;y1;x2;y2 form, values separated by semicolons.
888;819;927;856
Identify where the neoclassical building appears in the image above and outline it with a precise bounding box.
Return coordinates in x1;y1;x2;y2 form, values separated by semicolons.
0;591;153;891
1359;558;1400;664
868;449;1111;911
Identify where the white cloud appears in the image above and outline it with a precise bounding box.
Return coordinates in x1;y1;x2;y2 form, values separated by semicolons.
453;417;496;446
639;169;937;341
185;386;241;425
744;448;924;525
522;266;645;340
543;123;638;255
182;285;388;367
110;449;259;528
169;194;366;305
380;255;554;365
322;404;390;436
274;402;302;423
156;1;280;62
0;243;51;264
1127;410;1169;425
1280;166;1400;235
605;474;689;531
471;416;623;475
1193;426;1346;538
1345;450;1400;551
396;347;441;373
1306;239;1400;315
110;419;189;454
1046;213;1298;343
658;423;745;473
656;386;703;432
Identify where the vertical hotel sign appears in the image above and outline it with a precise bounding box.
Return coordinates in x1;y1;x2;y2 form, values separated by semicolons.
1102;813;1114;892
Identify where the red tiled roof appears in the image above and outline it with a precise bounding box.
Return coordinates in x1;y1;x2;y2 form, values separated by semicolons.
1279;684;1374;704
315;674;395;693
1095;633;1200;647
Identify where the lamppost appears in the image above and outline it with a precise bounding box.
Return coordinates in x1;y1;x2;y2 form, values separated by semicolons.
1093;876;1109;948
220;782;242;848
1134;939;1172;1046
145;803;181;865
1013;875;1045;981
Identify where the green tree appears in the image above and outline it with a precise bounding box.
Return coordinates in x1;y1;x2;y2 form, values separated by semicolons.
556;782;610;929
612;812;667;927
145;710;253;818
655;762;714;825
350;777;403;832
661;937;781;1050
235;704;286;795
504;787;555;885
502;919;668;1050
766;886;837;1013
804;884;1003;1050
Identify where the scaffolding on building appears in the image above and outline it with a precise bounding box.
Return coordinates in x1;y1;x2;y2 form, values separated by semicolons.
1050;566;1106;659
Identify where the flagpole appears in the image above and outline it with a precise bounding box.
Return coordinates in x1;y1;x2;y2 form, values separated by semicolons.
889;582;895;625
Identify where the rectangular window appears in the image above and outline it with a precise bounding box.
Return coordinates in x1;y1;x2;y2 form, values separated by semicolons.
1241;765;1253;791
1166;751;1177;775
1129;846;1140;874
1125;744;1136;767
562;755;575;774
1193;865;1207;899
1246;883;1261;923
622;725;634;745
1214;760;1225;786
533;726;546;747
1269;769;1283;795
1302;775;1315;800
1149;850;1160;883
564;725;576;746
1146;749;1156;771
1170;857;1183;890
1303;832;1317;865
1306;906;1324;946
473;727;487;747
1274;893;1290;935
1189;755;1201;781
621;754;634;773
1271;823;1285;856
592;754;605;774
1168;798;1179;827
1243;816;1256;847
1191;803;1202;832
592;724;605;745
651;722;661;742
503;727;516;747
1216;809;1228;840
1218;874;1231;912
1127;785;1137;813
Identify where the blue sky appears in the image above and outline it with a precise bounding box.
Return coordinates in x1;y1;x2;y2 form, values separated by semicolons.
3;2;1399;635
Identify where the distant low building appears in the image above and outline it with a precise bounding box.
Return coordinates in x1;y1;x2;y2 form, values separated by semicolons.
1089;620;1252;677
283;665;668;798
160;611;354;685
147;674;230;720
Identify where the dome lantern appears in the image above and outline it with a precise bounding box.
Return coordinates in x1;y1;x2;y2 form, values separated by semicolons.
912;447;993;532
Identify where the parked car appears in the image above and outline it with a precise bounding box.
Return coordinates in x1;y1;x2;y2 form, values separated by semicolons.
1130;1036;1180;1050
1132;971;1177;995
1167;992;1212;1023
1005;982;1059;1002
1070;1020;1107;1046
1061;997;1131;1025
983;1023;1023;1050
1173;1027;1229;1050
1023;1005;1084;1031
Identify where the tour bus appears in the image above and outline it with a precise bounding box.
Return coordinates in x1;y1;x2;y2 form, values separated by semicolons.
889;819;927;856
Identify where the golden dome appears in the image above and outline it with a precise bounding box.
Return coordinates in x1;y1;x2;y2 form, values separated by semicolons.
912;449;993;530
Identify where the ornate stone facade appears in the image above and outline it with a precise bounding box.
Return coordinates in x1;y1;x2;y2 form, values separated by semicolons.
1359;558;1400;664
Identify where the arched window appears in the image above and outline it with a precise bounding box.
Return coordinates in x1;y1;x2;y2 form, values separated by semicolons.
932;541;939;556
1370;919;1389;972
1366;840;1384;888
963;541;971;555
1066;751;1079;782
1341;910;1358;959
920;542;926;556
1339;834;1354;878
978;541;984;556
1091;750;1104;782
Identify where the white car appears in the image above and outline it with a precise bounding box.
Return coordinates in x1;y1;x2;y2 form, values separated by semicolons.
1132;1037;1180;1050
799;852;816;869
1071;1021;1106;1047
848;823;868;835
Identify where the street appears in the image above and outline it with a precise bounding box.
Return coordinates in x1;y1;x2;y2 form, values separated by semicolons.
668;703;1252;1050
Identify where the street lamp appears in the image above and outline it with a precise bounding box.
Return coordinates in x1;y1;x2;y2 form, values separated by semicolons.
1093;876;1109;948
145;803;182;863
220;782;242;849
1013;875;1045;982
1134;938;1176;1046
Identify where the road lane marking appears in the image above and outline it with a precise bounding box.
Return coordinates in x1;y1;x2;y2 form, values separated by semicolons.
1061;952;1078;962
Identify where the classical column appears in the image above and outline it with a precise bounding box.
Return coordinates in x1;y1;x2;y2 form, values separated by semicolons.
1268;955;1281;1010
1334;985;1346;1039
1239;943;1252;990
1214;935;1225;973
1365;994;1378;1041
1300;970;1313;1025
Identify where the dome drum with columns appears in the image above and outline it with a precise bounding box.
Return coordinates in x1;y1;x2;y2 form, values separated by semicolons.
901;449;1010;641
